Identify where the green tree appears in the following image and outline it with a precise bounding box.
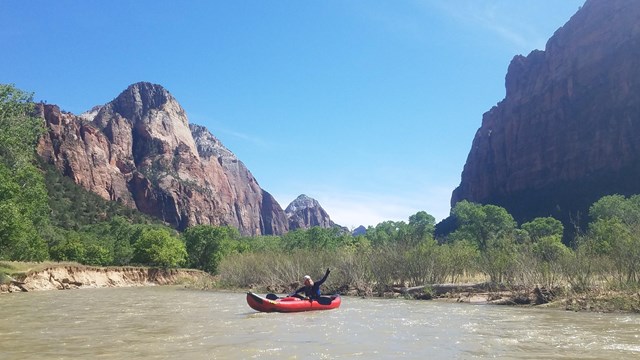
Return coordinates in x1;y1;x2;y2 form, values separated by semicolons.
0;84;45;166
521;217;564;243
450;201;517;251
183;225;241;273
589;194;640;226
133;228;186;267
407;211;436;245
365;221;409;247
280;226;350;251
81;216;138;266
241;235;283;252
0;84;49;261
588;217;640;283
450;201;518;282
583;194;640;283
50;231;86;262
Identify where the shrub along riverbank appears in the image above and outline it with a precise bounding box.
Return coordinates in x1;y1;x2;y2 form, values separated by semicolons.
213;196;640;313
215;246;640;313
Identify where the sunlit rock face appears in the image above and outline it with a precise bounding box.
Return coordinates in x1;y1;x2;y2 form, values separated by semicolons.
37;82;288;236
451;0;640;231
285;194;335;230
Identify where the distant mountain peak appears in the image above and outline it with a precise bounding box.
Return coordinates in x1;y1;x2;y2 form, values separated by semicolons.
352;225;367;236
285;194;335;230
285;194;319;213
112;82;176;120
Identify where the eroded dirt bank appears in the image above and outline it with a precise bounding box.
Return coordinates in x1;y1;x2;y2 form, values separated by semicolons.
1;265;211;293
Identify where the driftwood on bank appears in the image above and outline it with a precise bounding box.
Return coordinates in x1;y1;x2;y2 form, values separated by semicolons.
393;282;556;305
10;280;28;292
394;282;509;296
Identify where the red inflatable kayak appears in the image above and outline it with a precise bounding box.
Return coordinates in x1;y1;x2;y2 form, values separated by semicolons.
246;292;341;313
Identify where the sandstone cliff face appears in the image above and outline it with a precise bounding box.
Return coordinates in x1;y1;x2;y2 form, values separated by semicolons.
285;194;335;230
451;0;640;229
37;82;288;236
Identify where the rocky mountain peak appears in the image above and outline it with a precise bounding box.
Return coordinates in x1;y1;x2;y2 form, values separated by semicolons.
36;83;288;236
285;194;320;213
285;194;335;230
111;82;178;123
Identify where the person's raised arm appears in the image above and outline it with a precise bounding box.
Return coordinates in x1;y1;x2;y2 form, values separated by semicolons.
316;268;330;285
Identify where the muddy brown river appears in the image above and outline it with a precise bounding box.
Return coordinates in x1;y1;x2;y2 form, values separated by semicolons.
1;286;639;359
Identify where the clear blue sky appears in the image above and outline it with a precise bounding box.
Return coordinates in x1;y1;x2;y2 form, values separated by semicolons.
2;0;584;229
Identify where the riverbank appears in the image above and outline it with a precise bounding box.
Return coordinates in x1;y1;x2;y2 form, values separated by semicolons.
4;263;638;313
0;262;213;293
396;283;640;313
329;282;640;313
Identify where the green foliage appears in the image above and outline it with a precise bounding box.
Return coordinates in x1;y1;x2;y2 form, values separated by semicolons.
42;163;160;230
407;211;436;245
589;194;640;225
562;235;603;292
586;195;640;283
521;217;564;243
450;200;517;251
183;225;241;273
402;238;446;285
84;216;137;266
365;220;409;247
0;84;44;166
50;231;86;262
281;226;352;250
84;242;113;266
241;235;283;252
133;228;186;267
0;84;49;261
481;236;518;283
532;235;570;263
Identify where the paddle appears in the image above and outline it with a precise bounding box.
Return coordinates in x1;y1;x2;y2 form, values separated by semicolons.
266;292;333;304
317;296;333;305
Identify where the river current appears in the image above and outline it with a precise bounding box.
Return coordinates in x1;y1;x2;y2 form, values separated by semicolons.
1;286;638;359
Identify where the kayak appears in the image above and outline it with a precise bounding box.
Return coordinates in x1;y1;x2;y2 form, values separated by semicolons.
246;292;341;313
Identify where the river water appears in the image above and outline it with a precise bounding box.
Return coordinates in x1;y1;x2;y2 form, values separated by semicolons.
1;286;639;359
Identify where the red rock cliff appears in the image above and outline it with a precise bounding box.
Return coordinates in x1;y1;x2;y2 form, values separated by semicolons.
451;0;640;229
37;82;288;236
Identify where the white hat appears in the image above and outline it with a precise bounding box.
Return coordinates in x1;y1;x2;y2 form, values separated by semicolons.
303;275;311;280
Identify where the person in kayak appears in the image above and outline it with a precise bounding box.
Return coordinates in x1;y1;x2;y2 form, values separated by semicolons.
291;268;330;300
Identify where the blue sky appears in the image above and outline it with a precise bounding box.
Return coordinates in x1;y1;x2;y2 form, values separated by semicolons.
1;1;584;229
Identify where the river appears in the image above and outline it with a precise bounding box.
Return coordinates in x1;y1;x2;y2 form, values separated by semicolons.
1;286;638;359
